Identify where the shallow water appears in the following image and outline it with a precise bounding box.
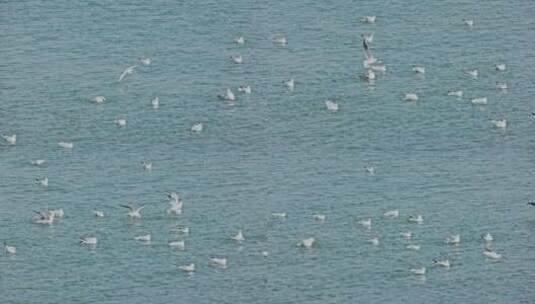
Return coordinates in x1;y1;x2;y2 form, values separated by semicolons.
1;0;535;303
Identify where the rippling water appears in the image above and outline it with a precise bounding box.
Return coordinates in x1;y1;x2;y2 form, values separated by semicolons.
1;1;535;303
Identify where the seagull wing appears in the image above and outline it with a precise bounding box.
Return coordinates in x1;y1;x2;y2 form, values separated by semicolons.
119;204;133;211
363;39;373;60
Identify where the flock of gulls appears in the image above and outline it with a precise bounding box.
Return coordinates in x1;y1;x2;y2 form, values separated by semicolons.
1;15;532;279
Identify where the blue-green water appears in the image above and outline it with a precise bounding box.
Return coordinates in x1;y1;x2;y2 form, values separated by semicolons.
1;1;535;303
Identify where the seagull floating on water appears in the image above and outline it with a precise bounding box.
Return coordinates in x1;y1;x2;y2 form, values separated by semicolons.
230;54;243;64
139;57;151;65
273;36;287;45
401;231;412;240
358;218;372;229
298;237;315;248
495;64;506;71
433;259;450;268
134;234;151;242
313;214;326;222
406;244;421;251
93;210;105;218
408;215;423;224
218;88;236;101
36;177;48;187
362;16;376;23
483;248;502;261
118;65;137;82
463;19;474;27
412;66;426;74
491;119;507;129
238;85;252;94
210;257;228;268
80;237;97;245
58;142;74;149
231;230;245;243
191;123;203;133
404;93;419;102
120;204;144;219
466;69;478;79
51;209;64;218
234;36;245;44
2;134;16;145
272;212;287;219
325;100;339;112
31;159;46;166
470;97;487;105
410;267;426;275
33;210;55;225
151;97;159;109
142;161;152;171
4;243;16;255
369;237;379;246
496;83;508;90
91;96;106;104
383;210;399;219
447;90;463;97
179;263;195;273
167;192;183;215
365;166;375;175
114;117;127;127
283;78;294;91
446;234;461;245
482;233;493;242
168;240;185;250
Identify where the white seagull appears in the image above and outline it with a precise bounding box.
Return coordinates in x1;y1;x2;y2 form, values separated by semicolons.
412;66;426;74
118;65;137;82
273;36;287;45
58;142;74;149
463;19;474;27
408;215;423;224
168;240;185;250
134;234;151;242
179;263;195;273
495;64;506;71
120;204;144;219
92;96;106;104
491;119;507;129
325;100;339;112
238;85;252;94
358;218;372;229
31;159;47;166
362;16;376;23
139;57;151;65
230;54;243;64
283;78;295;91
406;244;421;251
151;97;160;109
496;83;508;90
33;210;55;225
369;237;379;246
142;161;152;171
483;248;502;261
272;212;287;219
51;209;64;218
471;97;487;105
466;69;478;79
2;134;16;145
401;231;412;240
36;177;48;187
433;259;450;268
114;117;127;127
93;210;105;218
191;123;203;133
210;257;228;268
447;90;463;97
4;243;16;255
231;230;245;243
482;233;493;242
445;234;461;245
298;237;315;248
218;88;236;101
383;210;399;219
80;236;98;245
404;93;419;102
313;214;326;222
234;36;245;44
410;267;426;275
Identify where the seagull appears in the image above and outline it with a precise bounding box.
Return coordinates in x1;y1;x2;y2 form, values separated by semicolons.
298;237;315;248
139;57;151;65
369;237;379;246
58;142;74;149
238;85;252;94
33;210;55;225
91;96;106;104
371;64;386;73
171;226;190;234
495;64;506;71
406;244;421;251
447;90;463;97
231;230;245;243
483;248;502;261
470;97;487;105
362;16;376;23
271;212;287;219
191;123;203;133
179;263;195;273
410;267;426;275
51;209;64;218
80;237;98;245
401;231;412;240
2;134;16;145
120;204;144;219
142;161;152;171
218;88;236;101
230;54;243;64
482;233;493;242
408;215;423;224
433;259;450;268
361;69;376;81
491;119;507;129
313;214;326;222
31;159;46;166
210;257;228;268
114;117;127;127
93;210;105;218
273;36;287;45
412;66;426;74
496;83;508;90
404;93;419;102
530;113;535;120
362;38;378;68
365;166;375;175
466;69;478;79
383;210;399;219
168;240;185;250
4;243;16;255
167;194;183;216
134;234;151;242
325;100;339;112
151;97;159;109
36;177;48;187
283;78;294;91
234;36;245;44
446;234;461;245
261;251;269;257
361;33;374;44
358;218;372;229
118;65;137;82
528;202;535;207
463;19;474;27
